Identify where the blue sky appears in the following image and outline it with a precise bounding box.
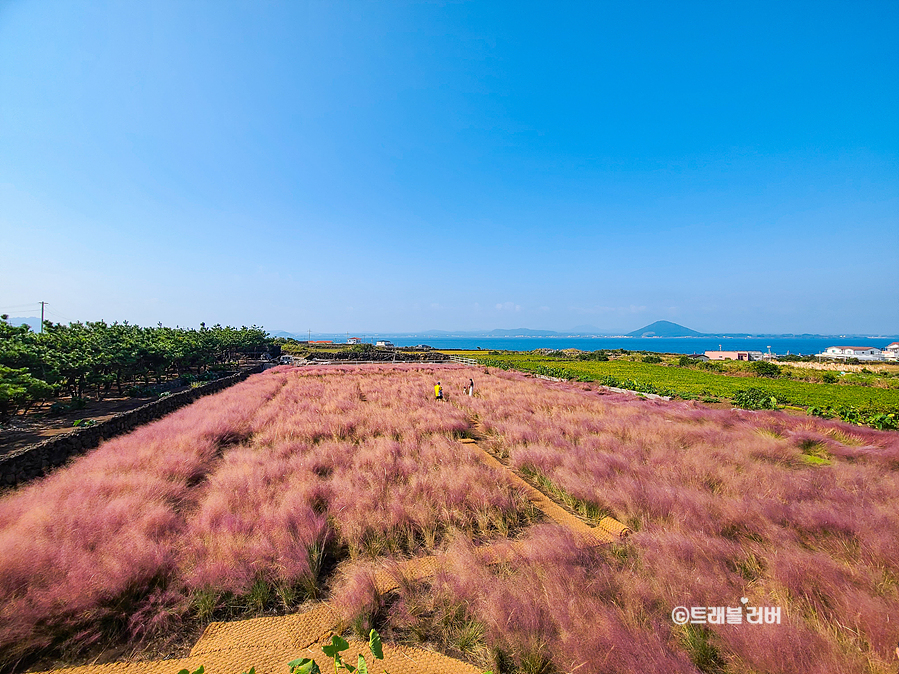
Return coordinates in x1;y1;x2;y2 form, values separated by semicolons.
1;1;897;335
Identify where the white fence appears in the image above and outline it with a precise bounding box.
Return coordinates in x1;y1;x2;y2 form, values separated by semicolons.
449;355;479;366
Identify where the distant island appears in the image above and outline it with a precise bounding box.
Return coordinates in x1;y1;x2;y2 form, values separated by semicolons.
626;320;703;338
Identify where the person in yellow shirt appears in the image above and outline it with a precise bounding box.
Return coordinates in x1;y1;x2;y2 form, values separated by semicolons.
434;381;443;401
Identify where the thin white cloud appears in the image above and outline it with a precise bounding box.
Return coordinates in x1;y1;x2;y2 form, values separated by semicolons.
495;302;521;312
570;305;647;315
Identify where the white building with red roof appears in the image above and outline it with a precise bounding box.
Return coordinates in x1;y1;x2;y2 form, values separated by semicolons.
818;345;884;361
883;342;899;361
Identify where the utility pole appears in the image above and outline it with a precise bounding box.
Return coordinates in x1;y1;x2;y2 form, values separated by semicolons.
308;328;311;342
39;301;47;334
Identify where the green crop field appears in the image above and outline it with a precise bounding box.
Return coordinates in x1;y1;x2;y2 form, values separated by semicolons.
464;353;899;414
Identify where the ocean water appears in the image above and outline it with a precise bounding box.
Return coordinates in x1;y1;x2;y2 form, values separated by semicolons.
377;336;899;356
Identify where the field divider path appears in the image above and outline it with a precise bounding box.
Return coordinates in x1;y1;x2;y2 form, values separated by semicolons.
460;421;628;544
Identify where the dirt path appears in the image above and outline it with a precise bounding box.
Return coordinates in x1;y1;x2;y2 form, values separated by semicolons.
462;420;629;544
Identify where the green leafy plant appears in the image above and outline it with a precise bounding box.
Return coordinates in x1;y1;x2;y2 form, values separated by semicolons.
838;406;861;424
68;397;88;410
289;629;387;674
732;387;779;410
866;412;897;430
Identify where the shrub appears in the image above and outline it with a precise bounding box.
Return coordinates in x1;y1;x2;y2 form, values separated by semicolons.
732;387;779;410
678;356;691;366
751;361;780;378
780;354;818;362
821;372;838;384
642;355;662;364
579;350;609;362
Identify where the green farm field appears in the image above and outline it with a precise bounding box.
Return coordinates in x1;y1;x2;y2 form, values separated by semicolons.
461;352;899;412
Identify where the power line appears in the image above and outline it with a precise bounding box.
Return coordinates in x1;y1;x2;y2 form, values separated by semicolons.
44;307;75;324
0;302;41;312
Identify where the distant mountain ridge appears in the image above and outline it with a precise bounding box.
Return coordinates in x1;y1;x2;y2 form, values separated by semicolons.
487;328;559;336
266;323;891;341
5;317;41;331
8;319;890;340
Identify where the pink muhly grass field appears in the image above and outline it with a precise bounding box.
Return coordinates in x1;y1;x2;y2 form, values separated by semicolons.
447;369;899;672
0;364;529;666
3;362;896;672
0;373;285;662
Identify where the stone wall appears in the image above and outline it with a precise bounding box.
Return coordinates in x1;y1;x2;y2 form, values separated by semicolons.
0;366;263;488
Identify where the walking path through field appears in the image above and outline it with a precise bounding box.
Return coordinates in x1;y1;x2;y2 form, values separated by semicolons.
461;420;629;545
39;421;628;674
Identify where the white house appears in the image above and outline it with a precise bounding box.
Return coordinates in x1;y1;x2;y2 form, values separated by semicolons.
817;346;884;361
883;342;899;361
346;337;362;344
375;340;395;348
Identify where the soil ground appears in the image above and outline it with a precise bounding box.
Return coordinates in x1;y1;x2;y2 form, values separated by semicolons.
0;387;191;457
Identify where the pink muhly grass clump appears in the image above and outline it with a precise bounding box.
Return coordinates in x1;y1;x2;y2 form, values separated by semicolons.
331;562;383;636
327;433;528;552
180;445;330;594
423;525;699;674
716;622;848;674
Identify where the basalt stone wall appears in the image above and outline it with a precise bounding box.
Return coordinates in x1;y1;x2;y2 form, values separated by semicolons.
0;365;263;489
313;350;449;362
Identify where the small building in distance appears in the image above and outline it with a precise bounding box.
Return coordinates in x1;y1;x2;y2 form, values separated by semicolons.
346;337;362;344
376;340;395;348
704;350;764;361
882;342;899;361
817;346;884;361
